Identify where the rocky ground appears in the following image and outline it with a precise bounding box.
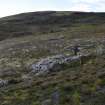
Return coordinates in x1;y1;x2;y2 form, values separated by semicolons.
0;36;105;105
0;11;105;105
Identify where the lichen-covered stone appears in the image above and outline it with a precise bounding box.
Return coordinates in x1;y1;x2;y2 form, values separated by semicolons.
30;54;90;76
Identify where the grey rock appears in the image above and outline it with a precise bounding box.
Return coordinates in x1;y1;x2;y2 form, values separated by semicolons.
31;54;65;75
30;54;90;76
0;79;8;88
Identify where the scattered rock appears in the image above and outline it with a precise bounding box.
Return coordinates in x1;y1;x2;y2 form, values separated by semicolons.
0;79;8;88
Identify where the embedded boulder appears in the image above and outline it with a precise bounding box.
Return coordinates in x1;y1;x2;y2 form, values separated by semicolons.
30;54;91;76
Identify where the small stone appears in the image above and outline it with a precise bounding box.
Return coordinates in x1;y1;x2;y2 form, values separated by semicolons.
0;79;8;88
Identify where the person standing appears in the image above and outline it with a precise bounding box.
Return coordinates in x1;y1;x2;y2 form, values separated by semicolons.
73;45;80;56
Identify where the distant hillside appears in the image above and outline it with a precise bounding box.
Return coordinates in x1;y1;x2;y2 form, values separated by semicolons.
0;11;105;40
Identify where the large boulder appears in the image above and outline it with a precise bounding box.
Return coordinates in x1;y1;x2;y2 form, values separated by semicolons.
30;55;66;75
30;54;91;76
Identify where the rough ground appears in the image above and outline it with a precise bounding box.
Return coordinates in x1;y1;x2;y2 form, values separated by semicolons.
0;11;105;105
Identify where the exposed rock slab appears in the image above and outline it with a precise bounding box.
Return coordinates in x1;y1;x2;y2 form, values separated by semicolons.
30;54;91;76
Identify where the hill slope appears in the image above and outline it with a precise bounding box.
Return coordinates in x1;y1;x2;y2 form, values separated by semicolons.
0;11;105;40
0;11;105;105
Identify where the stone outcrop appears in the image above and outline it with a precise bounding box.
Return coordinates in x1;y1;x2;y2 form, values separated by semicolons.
30;54;91;76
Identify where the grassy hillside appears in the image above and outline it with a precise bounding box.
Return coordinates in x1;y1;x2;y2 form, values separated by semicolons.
0;11;105;105
0;11;105;40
